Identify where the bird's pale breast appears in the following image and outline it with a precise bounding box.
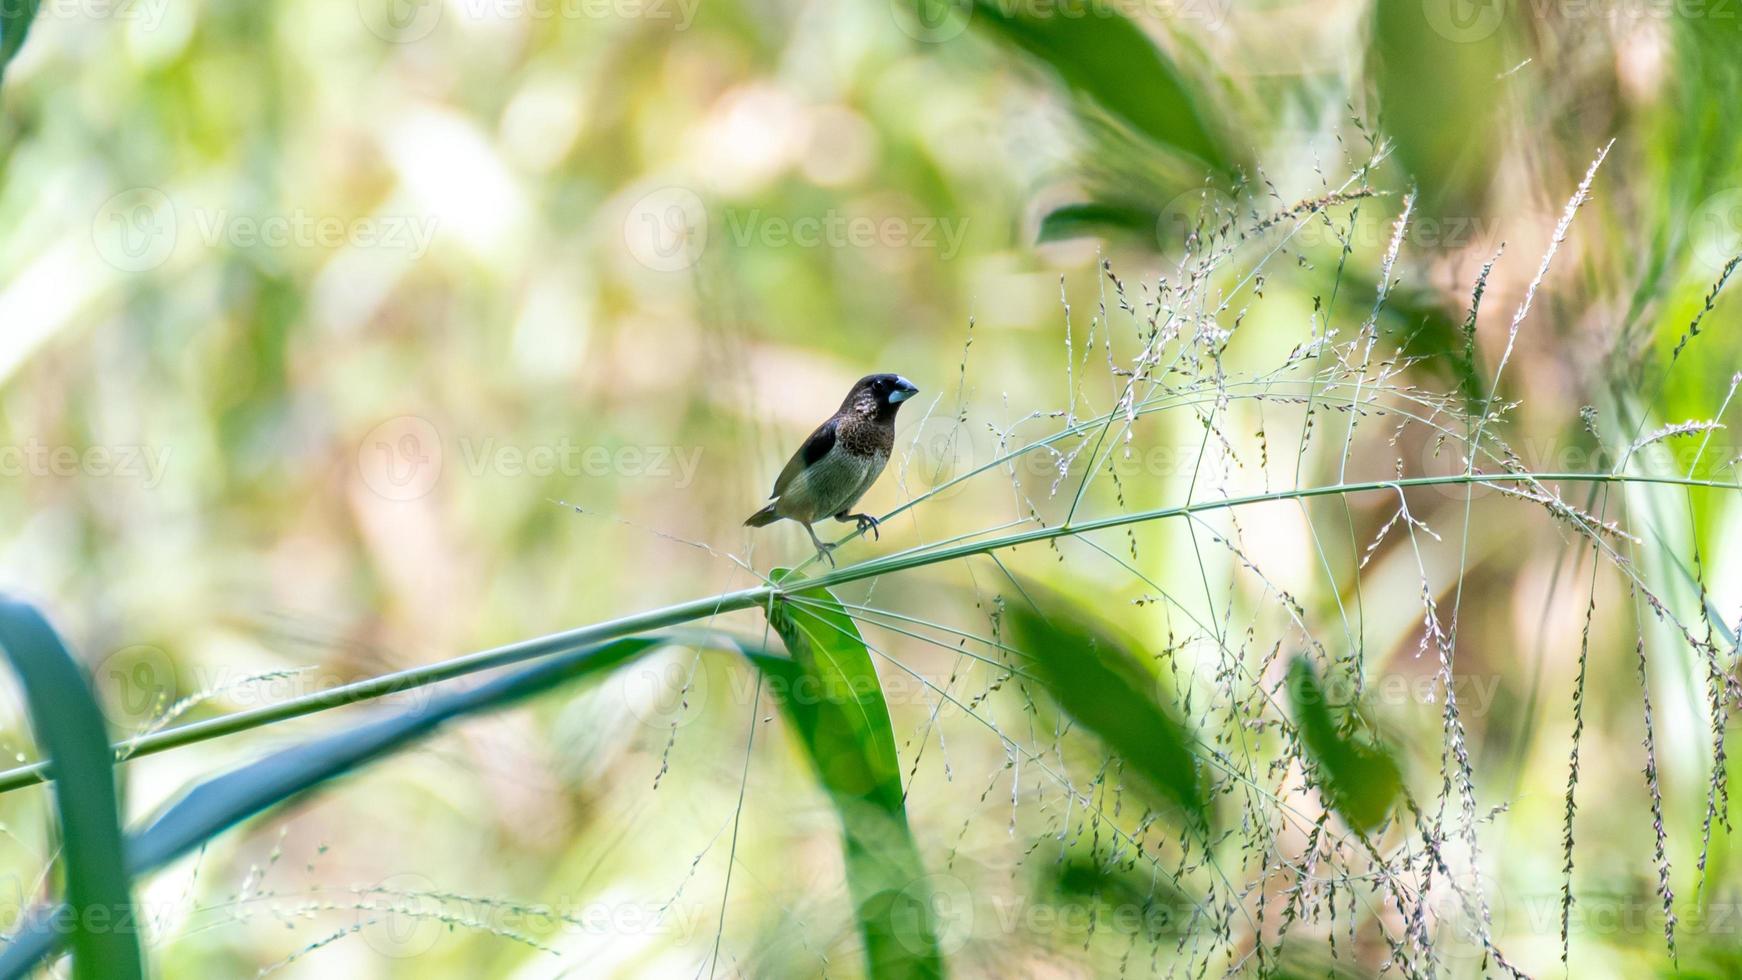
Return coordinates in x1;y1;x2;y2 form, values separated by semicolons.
775;447;888;522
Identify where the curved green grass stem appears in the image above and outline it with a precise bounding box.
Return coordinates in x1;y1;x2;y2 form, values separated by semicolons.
0;469;1729;796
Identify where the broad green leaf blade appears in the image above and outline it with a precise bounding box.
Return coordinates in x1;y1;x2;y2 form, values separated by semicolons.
128;634;662;871
0;599;142;980
1001;586;1208;827
760;571;942;979
0;0;37;83
1367;0;1508;216
1285;655;1402;832
1037;202;1160;244
966;0;1238;180
0;634;669;977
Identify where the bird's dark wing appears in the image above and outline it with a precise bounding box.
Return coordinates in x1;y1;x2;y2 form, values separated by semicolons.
770;418;837;497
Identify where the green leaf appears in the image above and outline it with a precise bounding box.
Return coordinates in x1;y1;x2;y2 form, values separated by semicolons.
127;635;664;871
0;633;671;977
758;570;943;979
1284;655;1402;832
1037;202;1160;244
1368;0;1509;216
966;0;1238;179
1000;585;1208;828
0;599;142;980
0;0;39;84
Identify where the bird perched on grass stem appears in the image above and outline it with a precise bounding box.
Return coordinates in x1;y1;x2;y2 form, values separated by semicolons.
745;373;919;565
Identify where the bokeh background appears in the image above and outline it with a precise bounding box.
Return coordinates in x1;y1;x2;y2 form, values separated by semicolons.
1;0;1741;975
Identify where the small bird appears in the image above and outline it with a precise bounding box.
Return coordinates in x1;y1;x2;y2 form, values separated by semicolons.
745;373;919;565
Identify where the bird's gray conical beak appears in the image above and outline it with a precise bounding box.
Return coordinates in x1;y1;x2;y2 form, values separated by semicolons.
889;377;918;403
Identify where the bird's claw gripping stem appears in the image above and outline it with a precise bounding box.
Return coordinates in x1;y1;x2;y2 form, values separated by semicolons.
844;512;881;541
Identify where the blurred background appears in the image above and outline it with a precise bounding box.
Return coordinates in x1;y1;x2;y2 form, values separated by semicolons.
1;0;1741;975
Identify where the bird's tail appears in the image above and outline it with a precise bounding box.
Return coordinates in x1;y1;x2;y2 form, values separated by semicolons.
743;503;780;527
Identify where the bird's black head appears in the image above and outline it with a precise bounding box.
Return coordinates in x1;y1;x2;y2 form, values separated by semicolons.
844;373;919;418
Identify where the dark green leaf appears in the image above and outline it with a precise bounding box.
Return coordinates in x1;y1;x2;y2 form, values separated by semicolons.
1368;0;1509;216
1285;655;1402;832
1000;585;1208;828
0;599;142;980
0;0;39;84
967;0;1238;179
1037;202;1160;244
759;571;943;979
0;633;671;977
128;635;663;871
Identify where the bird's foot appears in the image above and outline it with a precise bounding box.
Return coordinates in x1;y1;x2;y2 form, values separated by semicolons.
814;542;838;568
843;513;881;540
